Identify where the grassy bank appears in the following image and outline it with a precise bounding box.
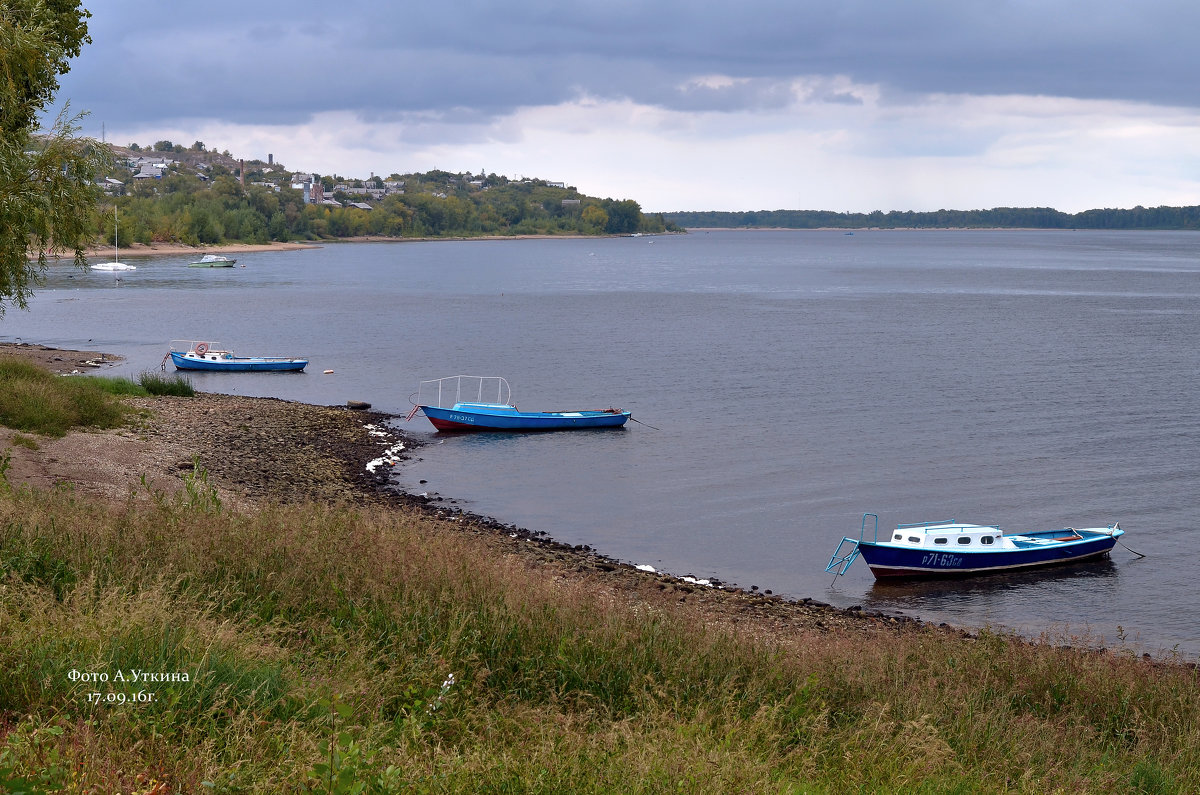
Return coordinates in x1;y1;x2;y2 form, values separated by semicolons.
0;358;193;439
1;360;1198;792
1;477;1197;792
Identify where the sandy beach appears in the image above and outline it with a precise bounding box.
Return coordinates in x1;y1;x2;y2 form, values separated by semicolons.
79;240;321;259
71;230;673;260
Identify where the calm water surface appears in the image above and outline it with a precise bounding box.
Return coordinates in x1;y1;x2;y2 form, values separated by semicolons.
6;230;1199;657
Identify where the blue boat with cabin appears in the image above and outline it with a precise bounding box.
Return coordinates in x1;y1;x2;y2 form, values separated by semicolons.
826;514;1124;579
166;340;308;372
409;375;631;432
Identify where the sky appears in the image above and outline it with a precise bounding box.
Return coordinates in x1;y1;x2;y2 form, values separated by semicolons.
45;0;1200;213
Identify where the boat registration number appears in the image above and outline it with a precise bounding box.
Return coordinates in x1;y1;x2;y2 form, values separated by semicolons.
921;553;964;568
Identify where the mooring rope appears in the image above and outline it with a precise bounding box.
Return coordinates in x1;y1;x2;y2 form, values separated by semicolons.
1117;538;1147;559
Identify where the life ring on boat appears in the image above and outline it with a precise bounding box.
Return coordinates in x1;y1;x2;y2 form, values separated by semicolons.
195;342;209;355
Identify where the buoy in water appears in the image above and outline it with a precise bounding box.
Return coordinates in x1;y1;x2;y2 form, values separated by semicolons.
323;369;334;374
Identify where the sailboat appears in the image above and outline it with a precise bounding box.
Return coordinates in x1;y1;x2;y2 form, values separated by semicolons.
91;208;137;271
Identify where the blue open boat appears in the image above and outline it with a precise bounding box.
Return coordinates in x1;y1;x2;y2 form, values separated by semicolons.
409;375;631;432
826;514;1124;579
166;340;308;372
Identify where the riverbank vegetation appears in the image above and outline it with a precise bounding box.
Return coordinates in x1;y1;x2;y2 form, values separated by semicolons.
1;0;110;313
1;364;1198;792
0;358;191;437
97;149;678;247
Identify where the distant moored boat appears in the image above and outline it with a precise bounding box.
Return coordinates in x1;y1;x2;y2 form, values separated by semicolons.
165;340;307;372
187;254;237;267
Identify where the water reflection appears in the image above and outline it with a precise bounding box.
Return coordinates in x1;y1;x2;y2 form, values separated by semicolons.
862;557;1119;612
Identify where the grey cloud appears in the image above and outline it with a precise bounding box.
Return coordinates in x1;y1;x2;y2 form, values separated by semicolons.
54;0;1200;130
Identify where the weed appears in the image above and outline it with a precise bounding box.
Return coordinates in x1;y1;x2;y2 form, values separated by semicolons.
138;370;195;397
8;434;38;451
181;457;222;513
299;695;401;794
0;725;69;793
87;375;148;396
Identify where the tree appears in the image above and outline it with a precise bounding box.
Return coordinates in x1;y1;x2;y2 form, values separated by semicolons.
1;0;109;314
581;204;608;233
602;199;642;234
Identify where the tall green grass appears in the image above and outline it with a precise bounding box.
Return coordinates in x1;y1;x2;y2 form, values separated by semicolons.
137;369;195;397
0;358;130;436
1;479;1197;793
0;359;195;439
88;374;149;396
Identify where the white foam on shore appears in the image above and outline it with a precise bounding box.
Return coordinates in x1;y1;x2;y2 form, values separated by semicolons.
363;424;406;473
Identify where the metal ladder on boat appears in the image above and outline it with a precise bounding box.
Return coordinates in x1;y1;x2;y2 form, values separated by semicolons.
824;513;878;577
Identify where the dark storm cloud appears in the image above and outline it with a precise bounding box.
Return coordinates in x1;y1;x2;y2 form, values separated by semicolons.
57;0;1200;127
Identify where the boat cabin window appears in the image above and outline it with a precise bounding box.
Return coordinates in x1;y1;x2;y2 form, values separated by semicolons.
957;537;972;545
934;538;948;545
894;534;902;541
907;536;921;543
981;536;995;545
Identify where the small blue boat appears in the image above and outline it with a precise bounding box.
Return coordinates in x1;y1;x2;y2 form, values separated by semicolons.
826;514;1123;580
409;375;631;432
166;340;307;372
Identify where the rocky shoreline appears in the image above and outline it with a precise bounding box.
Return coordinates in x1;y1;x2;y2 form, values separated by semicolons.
0;344;938;644
0;341;124;374
124;393;925;642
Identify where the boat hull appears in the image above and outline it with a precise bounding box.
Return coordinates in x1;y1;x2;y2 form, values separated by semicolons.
421;404;630;431
189;255;236;267
170;352;307;372
856;535;1119;578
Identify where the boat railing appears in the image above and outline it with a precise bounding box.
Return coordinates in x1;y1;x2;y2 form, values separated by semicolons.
824;513;878;577
897;519;959;530
169;339;223;354
416;375;512;410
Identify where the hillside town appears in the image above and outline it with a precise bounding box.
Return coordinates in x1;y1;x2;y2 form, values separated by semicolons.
101;141;568;212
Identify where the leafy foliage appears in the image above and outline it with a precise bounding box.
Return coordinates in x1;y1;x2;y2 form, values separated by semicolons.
0;0;108;314
102;169;680;245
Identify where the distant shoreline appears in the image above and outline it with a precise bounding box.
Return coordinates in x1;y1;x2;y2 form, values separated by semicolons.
71;231;669;260
685;226;1076;232
78;240;320;258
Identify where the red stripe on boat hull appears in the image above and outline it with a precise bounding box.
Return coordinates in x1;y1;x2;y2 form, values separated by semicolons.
425;417;479;432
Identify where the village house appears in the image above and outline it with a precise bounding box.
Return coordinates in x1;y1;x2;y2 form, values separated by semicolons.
290;174;325;204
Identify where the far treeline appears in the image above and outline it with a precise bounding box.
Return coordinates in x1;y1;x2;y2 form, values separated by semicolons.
664;205;1200;230
98;149;678;247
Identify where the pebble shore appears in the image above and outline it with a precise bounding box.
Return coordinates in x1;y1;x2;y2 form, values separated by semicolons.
0;341;932;644
124;392;930;643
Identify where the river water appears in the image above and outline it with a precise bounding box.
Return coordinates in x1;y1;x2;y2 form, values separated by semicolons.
6;230;1199;657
